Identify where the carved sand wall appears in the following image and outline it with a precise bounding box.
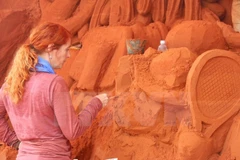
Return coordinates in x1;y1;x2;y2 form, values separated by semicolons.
1;0;240;160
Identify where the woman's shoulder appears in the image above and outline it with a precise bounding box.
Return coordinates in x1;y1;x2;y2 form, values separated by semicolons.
33;72;59;80
30;72;65;86
27;72;67;91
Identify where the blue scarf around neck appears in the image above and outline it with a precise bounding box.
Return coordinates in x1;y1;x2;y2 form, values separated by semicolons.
35;56;55;74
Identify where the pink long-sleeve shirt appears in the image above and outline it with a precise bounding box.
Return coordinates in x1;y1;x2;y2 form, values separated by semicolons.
0;72;103;160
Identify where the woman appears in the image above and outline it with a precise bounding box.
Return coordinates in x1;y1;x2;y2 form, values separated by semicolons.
0;22;108;160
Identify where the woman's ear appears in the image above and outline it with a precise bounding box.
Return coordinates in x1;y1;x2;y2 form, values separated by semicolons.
46;43;55;52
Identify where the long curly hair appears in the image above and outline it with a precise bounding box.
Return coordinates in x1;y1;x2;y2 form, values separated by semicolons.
4;22;71;104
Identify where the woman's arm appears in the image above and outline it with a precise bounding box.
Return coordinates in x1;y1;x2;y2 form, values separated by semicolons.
0;88;19;148
50;76;103;140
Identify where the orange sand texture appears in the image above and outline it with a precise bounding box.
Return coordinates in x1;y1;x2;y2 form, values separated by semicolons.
1;0;240;159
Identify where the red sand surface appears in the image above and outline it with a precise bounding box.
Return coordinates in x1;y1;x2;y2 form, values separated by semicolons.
1;0;240;159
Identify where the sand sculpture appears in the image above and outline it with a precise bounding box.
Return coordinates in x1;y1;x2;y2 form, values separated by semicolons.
232;0;240;32
1;0;240;159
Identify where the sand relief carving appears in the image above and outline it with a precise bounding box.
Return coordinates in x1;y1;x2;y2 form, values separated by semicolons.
69;47;240;159
165;0;201;27
38;0;240;88
39;0;203;39
232;0;240;32
2;0;240;159
176;49;240;160
63;2;240;158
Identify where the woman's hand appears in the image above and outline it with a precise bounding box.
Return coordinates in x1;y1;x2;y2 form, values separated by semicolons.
95;93;109;107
